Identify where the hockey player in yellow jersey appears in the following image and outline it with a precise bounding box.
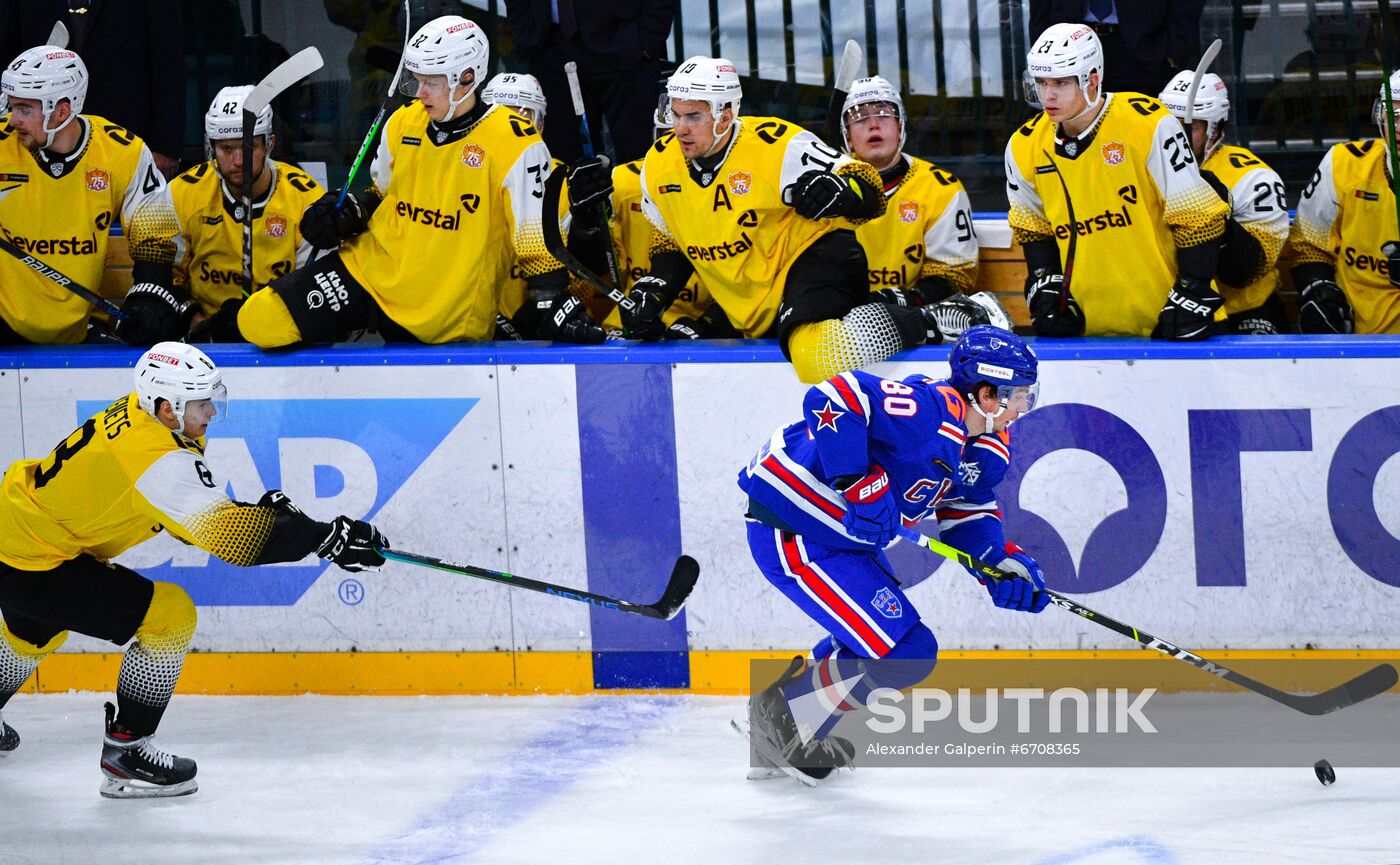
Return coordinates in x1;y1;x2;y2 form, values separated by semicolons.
1287;70;1400;334
840;75;1013;338
1158;71;1290;334
563;89;714;336
174;86;323;340
231;16;604;347
626;57;947;383
1006;24;1229;339
0;343;388;798
0;44;189;346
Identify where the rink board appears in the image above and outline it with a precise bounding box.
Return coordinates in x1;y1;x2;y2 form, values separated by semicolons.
3;337;1400;692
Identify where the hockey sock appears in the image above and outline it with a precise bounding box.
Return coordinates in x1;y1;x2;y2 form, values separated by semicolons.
0;622;66;709
786;302;924;384
115;583;196;737
237;288;304;349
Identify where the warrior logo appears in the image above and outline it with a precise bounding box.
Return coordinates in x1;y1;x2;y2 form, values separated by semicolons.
85;169;110;192
265;214;287;238
727;171;752;195
898;200;919;223
462;143;486;168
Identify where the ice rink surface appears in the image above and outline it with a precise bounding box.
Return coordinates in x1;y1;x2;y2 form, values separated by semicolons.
1;692;1397;865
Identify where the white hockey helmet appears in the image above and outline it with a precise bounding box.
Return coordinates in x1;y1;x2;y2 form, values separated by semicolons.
399;16;489;118
841;75;906;154
667;56;742;120
204;85;274;143
1373;70;1400;143
1158;70;1230;161
1;44;88;148
482;72;547;126
1023;23;1104;110
134;342;227;430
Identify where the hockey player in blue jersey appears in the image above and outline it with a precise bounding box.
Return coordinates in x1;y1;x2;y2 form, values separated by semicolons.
735;325;1050;784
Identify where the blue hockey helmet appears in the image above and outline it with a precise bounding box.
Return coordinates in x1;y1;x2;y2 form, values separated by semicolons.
947;325;1040;420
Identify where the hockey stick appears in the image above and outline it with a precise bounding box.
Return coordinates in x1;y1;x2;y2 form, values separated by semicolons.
896;527;1397;716
337;0;409;213
0;233;127;321
1378;0;1400;234
379;547;699;620
1040;149;1077;297
47;20;69;48
541;166;634;309
1182;38;1222;130
826;40;862;147
564;60;627;294
241;46;325;296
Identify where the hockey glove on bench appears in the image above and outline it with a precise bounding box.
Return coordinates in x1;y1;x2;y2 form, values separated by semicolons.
117;283;196;345
1152;276;1223;341
302;189;380;250
1024;269;1085;337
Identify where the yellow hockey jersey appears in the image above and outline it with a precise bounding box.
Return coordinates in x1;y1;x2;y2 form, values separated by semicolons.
1289;138;1400;333
641;119;884;337
0;115;180;343
0;393;277;571
1005;93;1229;336
170;159;323;316
855;156;978;294
1202;145;1288;314
601;158;709;331
339;102;564;343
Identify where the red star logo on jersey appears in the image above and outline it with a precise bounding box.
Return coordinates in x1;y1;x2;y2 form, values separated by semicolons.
812;400;845;432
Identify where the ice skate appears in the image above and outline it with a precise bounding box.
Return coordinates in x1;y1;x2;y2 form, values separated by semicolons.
98;703;197;799
732;658;856;786
0;711;18;757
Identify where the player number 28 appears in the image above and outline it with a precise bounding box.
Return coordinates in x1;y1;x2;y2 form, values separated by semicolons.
880;379;918;417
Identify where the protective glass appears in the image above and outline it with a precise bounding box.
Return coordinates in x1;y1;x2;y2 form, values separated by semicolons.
998;381;1040;416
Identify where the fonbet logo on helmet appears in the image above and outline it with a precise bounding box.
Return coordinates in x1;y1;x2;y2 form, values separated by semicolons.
1;43;90;148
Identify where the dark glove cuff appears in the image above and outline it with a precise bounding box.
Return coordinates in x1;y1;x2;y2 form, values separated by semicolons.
1021;238;1062;275
1176;235;1221;284
1292;262;1336;289
648;249;695;293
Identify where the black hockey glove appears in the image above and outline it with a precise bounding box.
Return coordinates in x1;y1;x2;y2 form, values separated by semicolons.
516;291;607;343
302;190;380;250
187;298;246;343
871;287;926;308
317;515;388;572
784;170;861;220
1024;268;1085;337
1382;241;1400;290
1297;277;1353;334
663;317;703;340
567;155;613;210
1151;276;1223;341
116;283;196;345
620;275;675;340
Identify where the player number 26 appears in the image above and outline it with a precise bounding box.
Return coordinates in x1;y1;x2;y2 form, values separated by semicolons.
880;379;918;417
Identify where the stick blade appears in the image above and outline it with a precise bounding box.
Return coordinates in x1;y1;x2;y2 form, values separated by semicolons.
653;555;700;620
245;46;325;116
47;21;69;49
1282;663;1398;716
834;40;863;92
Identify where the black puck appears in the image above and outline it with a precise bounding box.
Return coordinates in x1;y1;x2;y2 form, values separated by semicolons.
1314;759;1335;786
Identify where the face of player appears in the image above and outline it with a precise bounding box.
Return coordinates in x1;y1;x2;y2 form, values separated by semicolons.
976;384;1035;432
182;398;218;438
845;102;902;169
412;71;476;123
211;136;272;190
1034;74;1094;123
1177;118;1210;162
508;105;543;132
670;98;733;160
6;95;68;149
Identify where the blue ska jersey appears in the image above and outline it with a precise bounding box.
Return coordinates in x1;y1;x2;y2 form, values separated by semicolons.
738;370;1015;556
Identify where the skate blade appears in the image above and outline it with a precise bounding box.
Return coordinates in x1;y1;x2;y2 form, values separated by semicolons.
99;775;198;799
729;718;820;788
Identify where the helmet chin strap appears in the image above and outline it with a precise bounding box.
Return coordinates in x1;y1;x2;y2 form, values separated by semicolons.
1062;90;1104;134
967;390;1011;426
42;105;78;149
703;109;736;157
